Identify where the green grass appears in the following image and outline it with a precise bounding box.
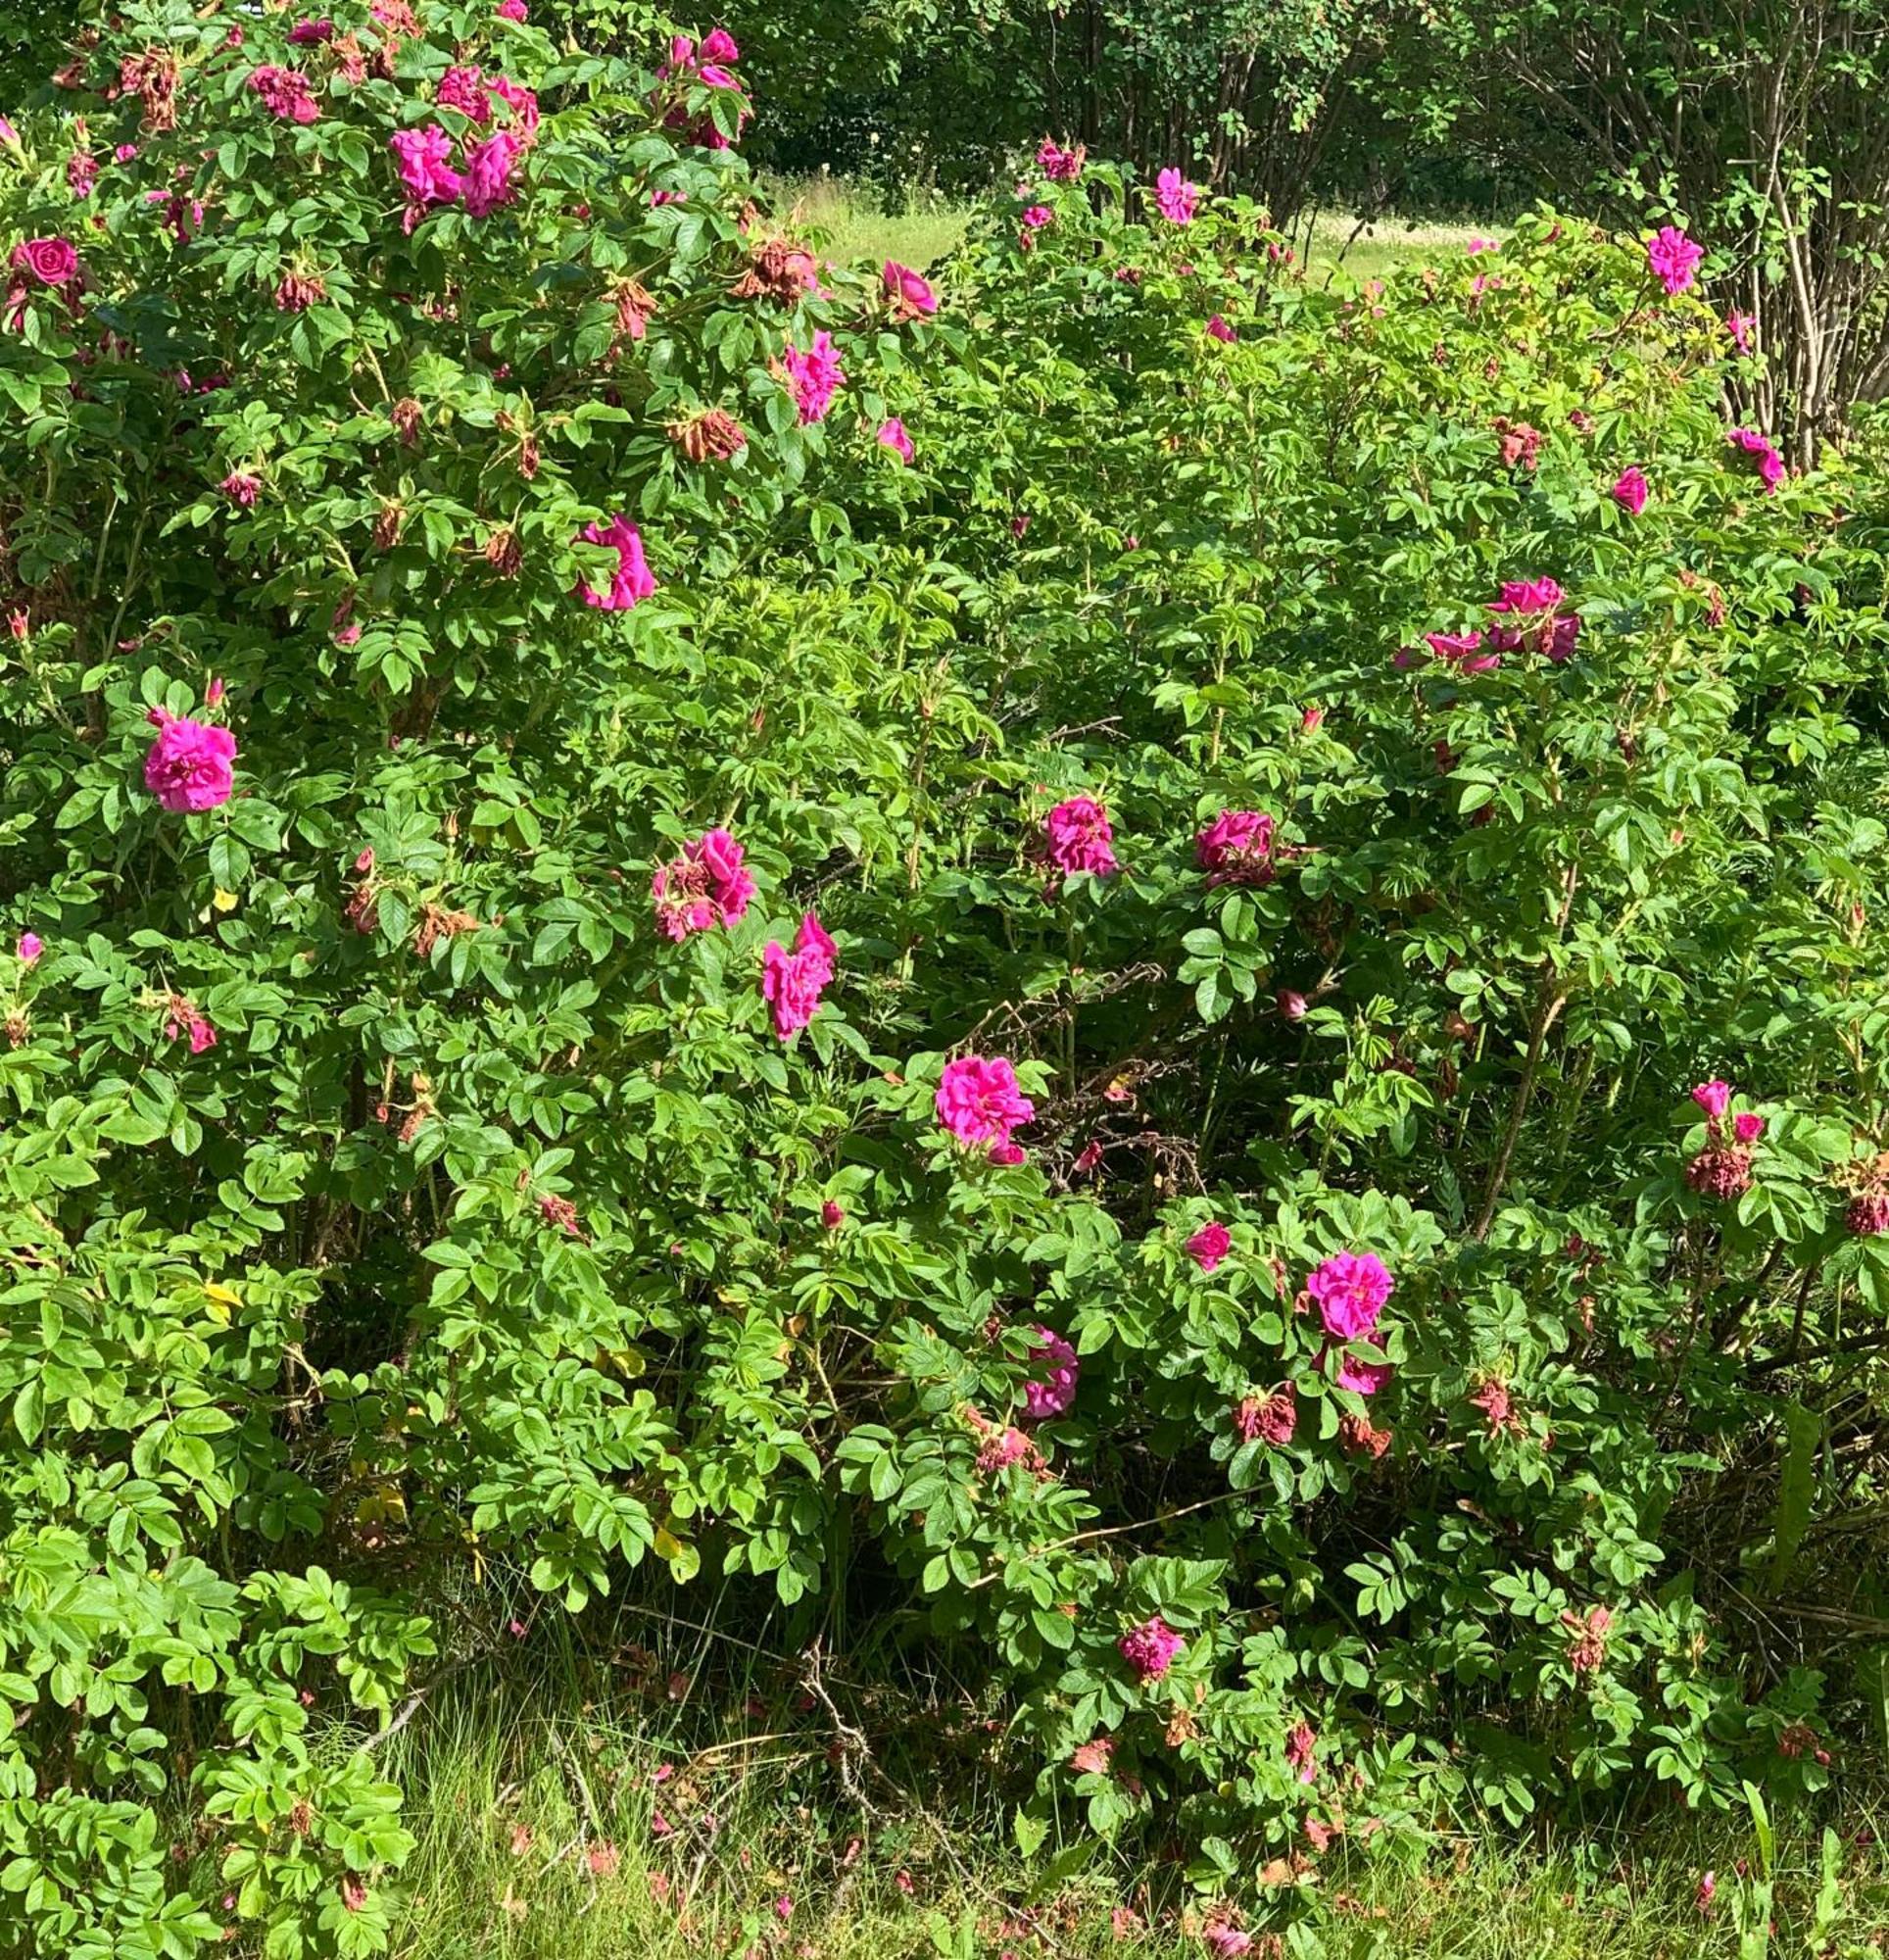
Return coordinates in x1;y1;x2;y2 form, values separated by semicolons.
760;173;972;270
755;173;1500;283
370;1651;1889;1959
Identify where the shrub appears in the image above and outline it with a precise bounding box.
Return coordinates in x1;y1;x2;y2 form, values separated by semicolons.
3;17;1888;1953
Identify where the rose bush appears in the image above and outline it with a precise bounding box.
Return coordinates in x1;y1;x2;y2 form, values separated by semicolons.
4;9;1889;1951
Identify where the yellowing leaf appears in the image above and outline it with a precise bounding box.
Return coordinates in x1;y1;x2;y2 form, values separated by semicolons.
212;889;240;912
654;1526;685;1562
203;1280;242;1324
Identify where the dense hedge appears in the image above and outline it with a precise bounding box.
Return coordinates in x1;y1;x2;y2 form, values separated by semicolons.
3;8;1889;1954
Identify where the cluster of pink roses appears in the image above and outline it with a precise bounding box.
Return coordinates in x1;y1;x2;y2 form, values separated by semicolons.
388;69;538;227
652;828;755;940
1686;1078;1765;1200
574;514;656;611
1042;795;1117;883
1036;137;1085;182
658;27;747;150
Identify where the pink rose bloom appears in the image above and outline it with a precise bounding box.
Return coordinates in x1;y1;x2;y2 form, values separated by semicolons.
1647;225;1703;295
1424;629;1499;674
760;912;837;1039
1611;466;1649;514
782;330;844;425
988;1141;1027;1166
882;260;937;318
652;827;754;939
188;1015;218;1054
248;65;320;124
701;26;741;61
1307;1250;1393;1341
1206;315;1235;343
574;514;656;611
288;18;335;42
461;129;521;217
936;1054;1035;1148
1118;1616;1184;1683
11;237;78;286
1728;427;1785;493
1194;808;1275;885
1284;1722;1318;1785
1038;138;1084;181
389;124;462;211
877;416;913;464
1732;1111;1765;1144
1022;1324;1079;1419
1491;576;1564;615
1187;1220;1231;1273
220;472;261;508
1333;1351;1392;1396
1203;1929;1253;1959
1725;311;1755;353
821;1199;845;1229
491;77;539;139
1154;168;1197;223
114;144;139;163
498;0;528;18
1691;1079;1732;1119
436;66;492;122
144;710;237;812
17;932;42;964
1044;795;1117;877
1021;203;1053;230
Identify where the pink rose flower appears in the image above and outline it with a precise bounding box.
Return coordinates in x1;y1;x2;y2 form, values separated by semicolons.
1154;168;1196;223
935;1054;1034;1148
877;416;914;464
1021;203;1053;231
1206;314;1235;343
1285;1722;1318;1785
17;932;42;964
573;514;656;611
701;26;741;61
144;710;236;812
461;129;521;217
1044;795;1117;877
652;828;754;940
1725;311;1754;353
882;260;937;321
219;472;261;508
11;237;78;286
1194;808;1275;885
1022;1324;1079;1419
1647;225;1703;295
1728;427;1785;493
1424;628;1499;674
760;912;837;1039
436;66;493;122
1307;1250;1393;1341
288;19;335;43
1691;1079;1732;1119
1118;1615;1184;1682
1732;1110;1765;1144
497;0;528;18
1333;1351;1392;1396
782;330;844;424
1611;466;1649;514
1187;1220;1231;1273
820;1199;845;1230
389;124;462;213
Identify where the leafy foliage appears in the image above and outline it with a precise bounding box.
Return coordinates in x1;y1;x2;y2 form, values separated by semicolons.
3;10;1889;1953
